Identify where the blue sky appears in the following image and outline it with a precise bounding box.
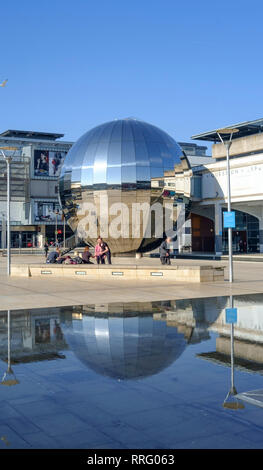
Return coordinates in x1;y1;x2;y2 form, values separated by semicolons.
1;0;262;149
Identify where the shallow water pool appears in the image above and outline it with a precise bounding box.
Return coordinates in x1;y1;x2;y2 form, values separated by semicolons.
1;293;263;449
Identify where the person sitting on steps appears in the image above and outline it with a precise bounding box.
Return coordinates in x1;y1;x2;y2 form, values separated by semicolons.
159;236;172;265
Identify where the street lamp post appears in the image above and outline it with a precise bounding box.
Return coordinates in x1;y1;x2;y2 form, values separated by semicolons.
5;156;12;276
216;128;239;283
0;147;18;276
1;310;19;387
223;296;244;410
55;210;58;245
229;296;236;396
54;209;61;246
62;212;66;250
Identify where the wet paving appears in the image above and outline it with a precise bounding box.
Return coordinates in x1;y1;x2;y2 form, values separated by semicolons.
1;294;263;449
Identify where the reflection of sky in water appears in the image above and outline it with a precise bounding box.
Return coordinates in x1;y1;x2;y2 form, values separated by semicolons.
1;294;263;449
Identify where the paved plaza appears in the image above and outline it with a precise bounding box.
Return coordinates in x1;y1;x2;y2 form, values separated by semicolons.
1;253;263;311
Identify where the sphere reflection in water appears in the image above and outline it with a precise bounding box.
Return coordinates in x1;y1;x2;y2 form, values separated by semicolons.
62;313;187;380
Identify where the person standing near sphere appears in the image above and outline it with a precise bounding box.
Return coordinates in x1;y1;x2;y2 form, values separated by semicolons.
44;241;49;258
100;239;112;265
159;236;172;265
95;238;104;264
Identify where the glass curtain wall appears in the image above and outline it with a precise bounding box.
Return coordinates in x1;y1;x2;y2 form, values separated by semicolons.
222;209;259;253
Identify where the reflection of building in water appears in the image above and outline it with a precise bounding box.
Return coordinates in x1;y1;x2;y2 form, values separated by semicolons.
4;295;262;381
0;298;227;378
0;308;68;364
197;294;263;373
153;297;226;344
61;302;188;380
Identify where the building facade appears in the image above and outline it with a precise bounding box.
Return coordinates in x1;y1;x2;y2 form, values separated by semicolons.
0;130;73;248
164;119;263;254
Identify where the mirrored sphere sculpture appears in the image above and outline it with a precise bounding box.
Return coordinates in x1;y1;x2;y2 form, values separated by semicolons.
59;118;189;254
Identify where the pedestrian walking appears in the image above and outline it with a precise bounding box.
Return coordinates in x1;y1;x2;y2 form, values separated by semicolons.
44;241;49;258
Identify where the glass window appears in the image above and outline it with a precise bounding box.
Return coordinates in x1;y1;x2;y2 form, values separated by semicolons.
248;230;259;237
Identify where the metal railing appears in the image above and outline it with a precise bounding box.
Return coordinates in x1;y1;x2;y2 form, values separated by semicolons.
1;233;82;256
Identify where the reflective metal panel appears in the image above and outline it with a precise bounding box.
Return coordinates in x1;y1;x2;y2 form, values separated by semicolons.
59;118;190;254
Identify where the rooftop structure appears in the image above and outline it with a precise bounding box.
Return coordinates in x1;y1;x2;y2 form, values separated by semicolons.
0;130;65;141
191;118;263;160
191;118;263;142
179;142;208;156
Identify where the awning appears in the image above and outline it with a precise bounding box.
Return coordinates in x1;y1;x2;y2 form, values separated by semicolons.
191;118;263;142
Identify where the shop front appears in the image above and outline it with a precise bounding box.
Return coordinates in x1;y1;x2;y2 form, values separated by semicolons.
191;209;260;254
222;209;259;253
191;213;215;252
9;226;38;248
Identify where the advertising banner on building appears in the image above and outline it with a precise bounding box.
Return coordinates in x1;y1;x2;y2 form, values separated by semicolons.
34;150;67;177
34;201;62;222
49;151;67;176
34;150;49;176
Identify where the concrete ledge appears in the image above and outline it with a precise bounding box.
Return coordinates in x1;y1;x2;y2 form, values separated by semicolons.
10;265;31;277
11;264;225;282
